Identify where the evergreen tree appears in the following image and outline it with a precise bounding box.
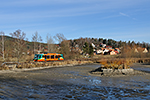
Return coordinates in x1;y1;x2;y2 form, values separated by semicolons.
98;38;103;43
103;39;107;44
89;44;93;55
83;42;89;53
108;39;112;46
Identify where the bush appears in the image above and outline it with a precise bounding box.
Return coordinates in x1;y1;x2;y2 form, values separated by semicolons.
100;59;132;69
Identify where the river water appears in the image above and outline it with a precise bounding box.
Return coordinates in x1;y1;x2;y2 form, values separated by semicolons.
0;64;150;99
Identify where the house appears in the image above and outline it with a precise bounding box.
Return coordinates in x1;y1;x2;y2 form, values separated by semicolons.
143;48;148;53
91;43;95;48
100;43;106;48
134;47;148;53
104;50;117;55
106;46;112;49
96;49;103;55
103;48;109;53
93;48;96;52
109;50;117;55
115;48;120;53
114;50;119;54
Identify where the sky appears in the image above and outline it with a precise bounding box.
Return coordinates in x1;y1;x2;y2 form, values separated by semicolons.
0;0;150;43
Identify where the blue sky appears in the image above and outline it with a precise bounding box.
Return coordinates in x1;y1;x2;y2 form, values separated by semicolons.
0;0;150;43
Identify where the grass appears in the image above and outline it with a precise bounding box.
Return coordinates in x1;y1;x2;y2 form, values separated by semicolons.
100;59;132;69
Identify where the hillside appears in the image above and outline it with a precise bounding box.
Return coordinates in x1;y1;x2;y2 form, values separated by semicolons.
0;35;149;58
0;35;47;56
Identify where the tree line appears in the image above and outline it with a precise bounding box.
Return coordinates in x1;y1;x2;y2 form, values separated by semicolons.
0;30;150;62
0;30;70;62
71;37;150;49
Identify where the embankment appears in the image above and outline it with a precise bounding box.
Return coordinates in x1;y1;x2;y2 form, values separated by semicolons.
0;60;93;72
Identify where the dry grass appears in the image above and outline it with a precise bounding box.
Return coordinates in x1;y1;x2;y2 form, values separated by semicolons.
0;59;93;70
100;59;132;69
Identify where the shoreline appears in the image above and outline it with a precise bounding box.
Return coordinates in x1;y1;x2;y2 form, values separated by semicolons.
0;61;150;77
90;63;150;76
0;61;94;73
90;68;149;77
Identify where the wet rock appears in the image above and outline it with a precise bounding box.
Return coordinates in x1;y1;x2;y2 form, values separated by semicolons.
65;95;72;98
90;67;136;76
121;69;134;74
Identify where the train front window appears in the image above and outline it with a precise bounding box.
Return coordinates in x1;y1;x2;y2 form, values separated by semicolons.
34;54;39;59
39;55;42;59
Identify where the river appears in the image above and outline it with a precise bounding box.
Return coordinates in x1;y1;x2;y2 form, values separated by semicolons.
0;64;150;99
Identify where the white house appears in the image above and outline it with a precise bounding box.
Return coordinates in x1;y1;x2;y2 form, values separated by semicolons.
91;43;95;48
96;50;103;54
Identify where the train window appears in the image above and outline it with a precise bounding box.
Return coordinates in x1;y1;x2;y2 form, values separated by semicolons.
51;55;54;59
47;55;49;59
55;55;58;58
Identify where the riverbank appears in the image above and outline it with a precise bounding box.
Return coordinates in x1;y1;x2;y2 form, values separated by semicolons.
0;60;94;73
90;68;149;76
90;63;150;76
1;59;150;77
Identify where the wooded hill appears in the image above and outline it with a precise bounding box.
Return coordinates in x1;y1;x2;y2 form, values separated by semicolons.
1;36;150;55
69;37;150;49
0;33;150;62
0;35;47;53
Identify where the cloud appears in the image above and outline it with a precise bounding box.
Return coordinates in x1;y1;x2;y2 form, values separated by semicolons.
119;12;137;20
119;12;129;17
132;18;137;20
1;0;149;19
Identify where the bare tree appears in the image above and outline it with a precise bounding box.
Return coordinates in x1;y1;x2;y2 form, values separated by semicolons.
38;35;42;52
0;31;5;61
47;34;56;52
54;33;66;44
32;31;38;54
60;40;70;58
54;33;71;58
10;30;27;62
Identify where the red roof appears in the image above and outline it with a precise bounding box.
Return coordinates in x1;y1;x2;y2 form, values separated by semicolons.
114;51;119;54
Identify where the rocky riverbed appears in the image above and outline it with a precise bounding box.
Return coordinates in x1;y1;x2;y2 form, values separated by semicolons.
0;63;150;99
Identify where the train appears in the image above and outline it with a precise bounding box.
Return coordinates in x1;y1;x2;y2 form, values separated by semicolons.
33;52;64;62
